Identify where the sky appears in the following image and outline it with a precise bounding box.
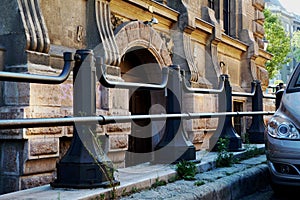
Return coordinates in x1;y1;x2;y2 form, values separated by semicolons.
279;0;300;15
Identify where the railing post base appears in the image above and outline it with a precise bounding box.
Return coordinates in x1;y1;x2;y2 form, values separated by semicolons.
51;49;119;188
247;80;266;144
212;74;243;152
153;66;195;163
153;146;196;164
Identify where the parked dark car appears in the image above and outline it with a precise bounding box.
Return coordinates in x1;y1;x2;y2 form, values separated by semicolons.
265;63;300;192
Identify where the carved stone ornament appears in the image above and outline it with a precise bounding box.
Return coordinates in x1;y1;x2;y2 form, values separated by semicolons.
94;0;120;66
17;0;50;53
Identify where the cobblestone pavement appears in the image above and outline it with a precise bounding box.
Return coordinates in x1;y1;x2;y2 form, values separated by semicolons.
120;155;269;200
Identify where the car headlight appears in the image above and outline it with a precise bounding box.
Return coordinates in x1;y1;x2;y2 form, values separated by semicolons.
267;116;300;139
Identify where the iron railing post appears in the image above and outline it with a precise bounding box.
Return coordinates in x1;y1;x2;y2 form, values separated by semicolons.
51;49;119;188
153;65;195;163
247;80;266;143
213;74;243;151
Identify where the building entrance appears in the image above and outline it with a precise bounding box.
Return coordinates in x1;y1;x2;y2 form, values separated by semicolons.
120;46;166;166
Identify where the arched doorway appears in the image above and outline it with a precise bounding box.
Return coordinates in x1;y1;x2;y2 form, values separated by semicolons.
120;46;166;166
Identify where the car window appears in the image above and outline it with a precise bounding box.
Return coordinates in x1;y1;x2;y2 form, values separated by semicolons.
295;74;300;87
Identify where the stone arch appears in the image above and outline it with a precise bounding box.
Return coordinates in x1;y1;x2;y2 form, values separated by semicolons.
113;21;170;166
114;21;172;68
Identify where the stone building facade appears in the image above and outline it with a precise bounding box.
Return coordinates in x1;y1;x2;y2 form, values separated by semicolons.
0;0;271;194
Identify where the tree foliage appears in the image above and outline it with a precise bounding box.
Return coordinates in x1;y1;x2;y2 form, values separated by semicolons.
291;30;300;62
263;9;291;79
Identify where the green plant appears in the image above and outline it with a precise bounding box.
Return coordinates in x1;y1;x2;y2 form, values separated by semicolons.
99;194;105;200
244;145;263;159
264;8;291;79
243;134;264;159
194;180;205;186
131;187;139;193
151;178;167;188
121;188;127;197
175;160;197;180
81;128;119;199
215;138;235;167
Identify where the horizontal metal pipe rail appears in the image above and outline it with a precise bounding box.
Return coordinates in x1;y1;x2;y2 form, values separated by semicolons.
0;111;275;129
263;94;276;99
99;64;169;90
182;75;225;94
232;87;256;97
0;52;74;84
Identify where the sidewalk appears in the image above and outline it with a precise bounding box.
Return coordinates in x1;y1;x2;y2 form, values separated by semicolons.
0;144;269;200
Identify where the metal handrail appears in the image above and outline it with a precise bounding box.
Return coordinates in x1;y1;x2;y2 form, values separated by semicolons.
232;91;255;97
98;64;169;90
232;83;257;97
0;52;74;84
263;94;276;99
0;111;275;129
182;75;225;94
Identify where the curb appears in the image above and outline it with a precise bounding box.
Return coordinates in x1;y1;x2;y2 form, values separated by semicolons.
167;164;269;200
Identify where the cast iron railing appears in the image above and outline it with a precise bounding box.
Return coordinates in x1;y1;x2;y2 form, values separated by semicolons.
0;49;275;189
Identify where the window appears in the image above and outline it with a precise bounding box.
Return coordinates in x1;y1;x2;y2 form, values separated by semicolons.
208;0;214;9
295;73;300;87
208;0;220;23
223;0;230;35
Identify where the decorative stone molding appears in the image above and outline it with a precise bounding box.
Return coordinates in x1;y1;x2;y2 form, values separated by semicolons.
111;13;124;31
17;0;50;53
114;21;172;67
253;21;265;36
252;0;264;10
0;0;50;66
94;0;120;66
202;6;223;87
183;34;199;83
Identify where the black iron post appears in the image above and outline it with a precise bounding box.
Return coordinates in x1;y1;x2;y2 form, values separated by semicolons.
51;49;119;188
213;74;243;152
275;89;284;110
153;65;195;164
247;80;266;143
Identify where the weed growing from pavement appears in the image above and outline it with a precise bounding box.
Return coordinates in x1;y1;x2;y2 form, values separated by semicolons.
151;178;167;188
131;187;139;193
99;193;105;200
81;128;119;199
243;145;264;159
215;137;236;167
175;160;197;180
121;188;127;197
242;134;264;159
194;180;205;186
